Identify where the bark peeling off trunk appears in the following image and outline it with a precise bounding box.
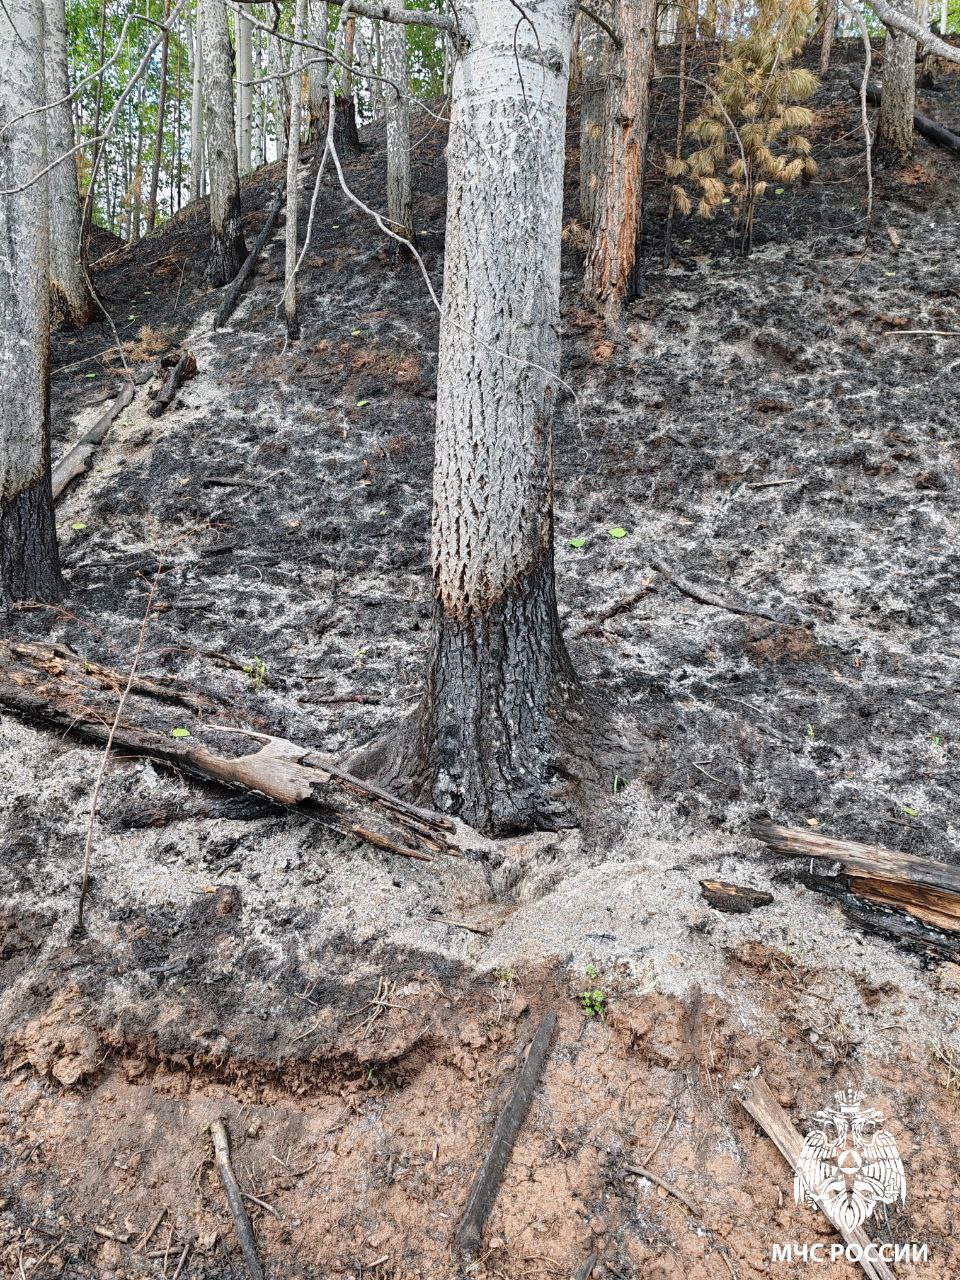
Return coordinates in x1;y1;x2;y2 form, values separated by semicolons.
877;29;917;160
0;0;64;604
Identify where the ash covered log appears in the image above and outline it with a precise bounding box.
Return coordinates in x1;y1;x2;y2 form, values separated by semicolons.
213;185;284;330
700;879;773;914
147;348;197;418
0;640;460;863
52;381;135;499
751;818;960;954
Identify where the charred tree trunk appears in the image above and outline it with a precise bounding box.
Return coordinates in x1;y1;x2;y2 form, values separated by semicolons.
335;13;361;156
0;0;64;604
200;0;247;284
384;18;415;247
354;0;600;836
42;0;95;326
579;1;611;226
584;0;656;325
877;28;917;159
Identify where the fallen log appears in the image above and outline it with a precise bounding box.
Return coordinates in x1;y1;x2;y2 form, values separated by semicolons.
700;879;773;914
456;1010;557;1256
0;639;459;863
848;74;960;154
52;381;135;500
147;348;197;418
751;818;960;934
740;1076;895;1280
214;186;284;330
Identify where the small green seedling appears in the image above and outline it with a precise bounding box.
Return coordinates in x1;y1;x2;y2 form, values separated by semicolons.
71;521;87;531
608;527;627;539
579;964;606;1020
356;399;370;408
806;723;815;739
612;774;627;794
170;727;191;739
569;536;586;549
901;804;919;818
243;655;268;689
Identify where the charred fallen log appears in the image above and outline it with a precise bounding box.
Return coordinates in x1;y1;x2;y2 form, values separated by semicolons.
0;640;460;862
848;74;960;154
52;381;135;500
213;185;284;330
751;818;960;958
147;348;198;418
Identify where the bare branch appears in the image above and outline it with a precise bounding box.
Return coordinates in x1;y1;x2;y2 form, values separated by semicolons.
865;0;960;61
322;0;455;35
842;0;874;226
578;3;622;49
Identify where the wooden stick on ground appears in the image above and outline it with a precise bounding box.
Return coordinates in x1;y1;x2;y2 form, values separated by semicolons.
147;348;197;418
210;1120;265;1280
456;1010;558;1256
625;1163;703;1217
739;1075;896;1280
650;558;803;627
214;186;284;329
52;380;135;500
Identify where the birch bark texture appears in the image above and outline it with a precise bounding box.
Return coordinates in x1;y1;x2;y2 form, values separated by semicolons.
189;19;205;198
236;8;253;175
43;0;95;325
284;0;306;339
383;17;414;244
361;0;591;834
0;0;64;603
584;0;656;324
307;0;329;142
878;22;917;158
199;0;247;283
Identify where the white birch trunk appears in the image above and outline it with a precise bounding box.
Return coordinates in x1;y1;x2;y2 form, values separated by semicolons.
199;0;246;283
284;0;306;339
188;19;205;200
237;9;253;174
42;0;94;326
0;0;64;602
359;0;593;835
383;18;414;244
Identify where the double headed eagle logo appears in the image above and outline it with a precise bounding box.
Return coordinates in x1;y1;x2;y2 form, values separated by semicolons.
795;1088;906;1231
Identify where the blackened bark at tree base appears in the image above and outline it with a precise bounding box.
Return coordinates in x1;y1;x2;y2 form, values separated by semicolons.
334;96;361;156
208;195;247;287
350;557;625;837
1;475;64;605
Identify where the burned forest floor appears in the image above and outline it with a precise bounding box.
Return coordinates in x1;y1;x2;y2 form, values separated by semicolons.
2;38;960;1280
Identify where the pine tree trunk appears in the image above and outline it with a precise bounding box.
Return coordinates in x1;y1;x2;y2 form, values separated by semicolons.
199;0;246;283
878;27;917;159
355;0;597;836
579;1;611;226
335;13;361;155
0;0;64;604
307;0;329;143
147;0;170;231
383;18;414;246
42;0;95;327
284;0;306;340
819;0;837;75
130;114;145;245
236;9;253;174
188;19;205;199
584;0;655;325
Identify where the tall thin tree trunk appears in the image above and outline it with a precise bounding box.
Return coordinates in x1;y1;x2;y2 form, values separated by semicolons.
199;0;246;283
579;2;611;225
236;8;253;174
175;25;183;210
373;21;384;119
189;19;205;199
384;18;414;247
357;0;596;836
819;0;837;74
584;0;655;325
877;23;917;159
43;0;95;325
0;0;64;603
335;12;361;155
147;0;171;232
307;0;329;142
284;0;306;340
129;107;145;245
